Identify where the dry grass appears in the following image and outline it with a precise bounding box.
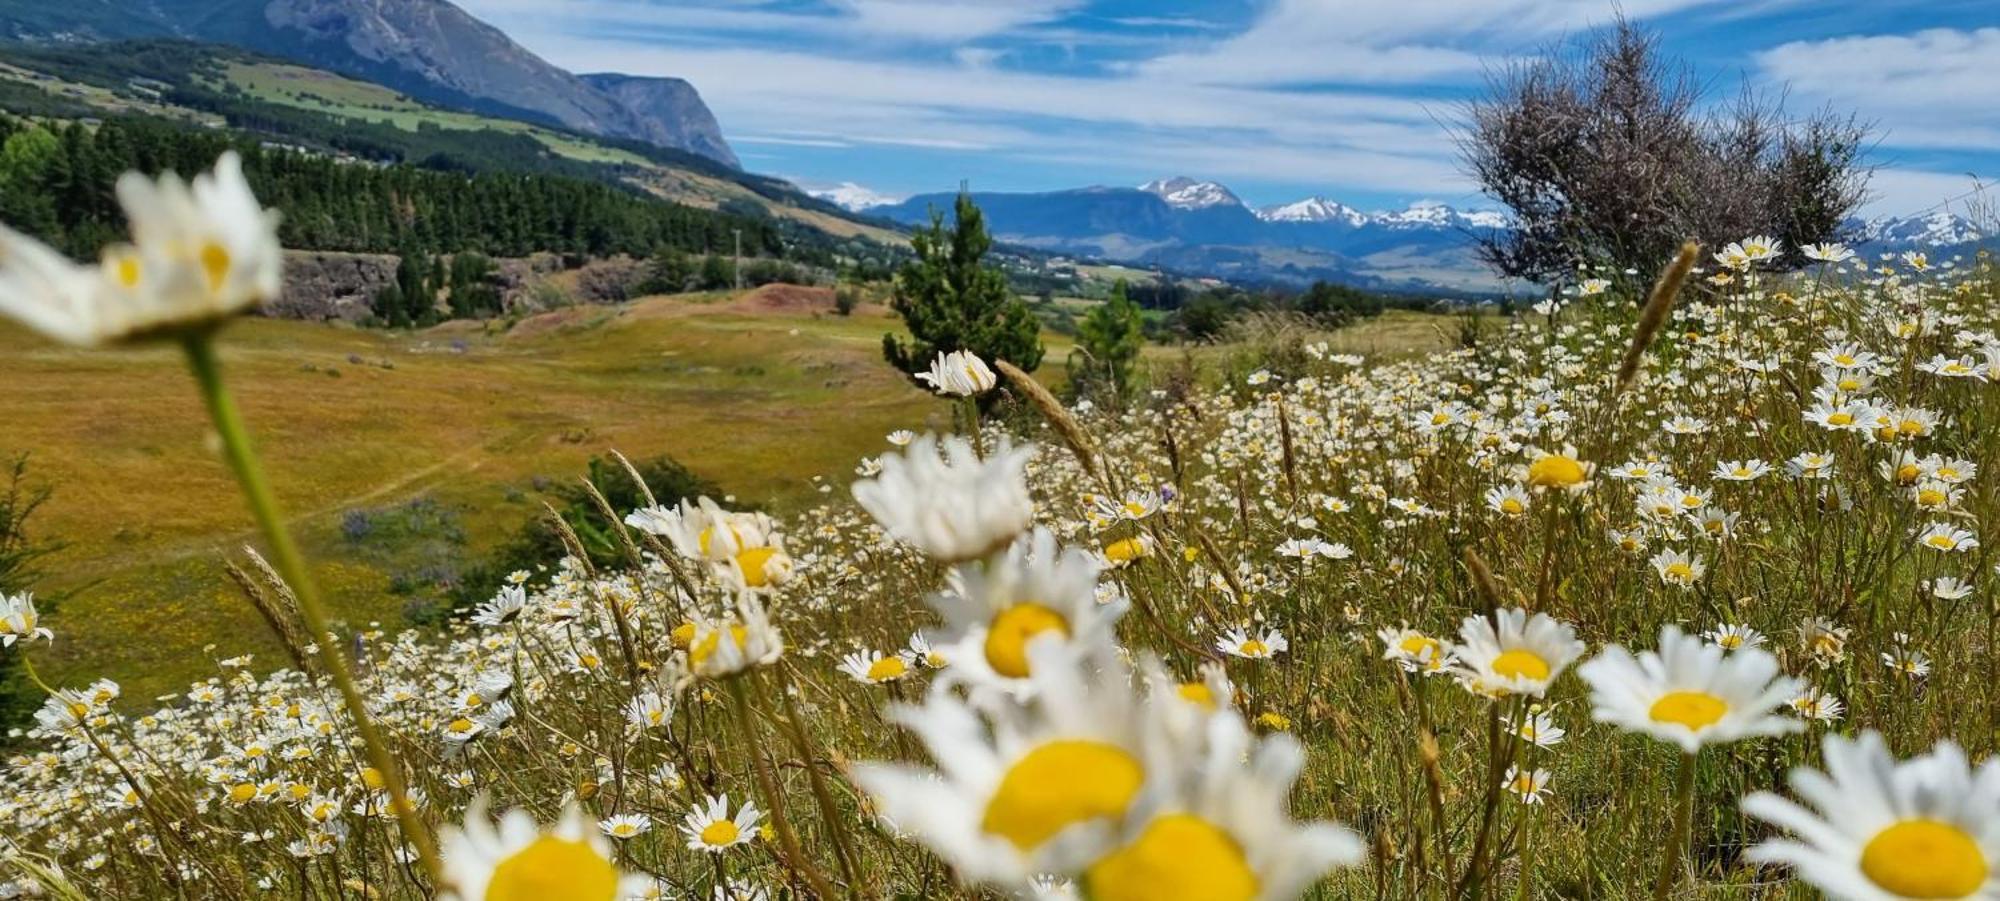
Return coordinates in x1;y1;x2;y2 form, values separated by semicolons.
0;297;946;696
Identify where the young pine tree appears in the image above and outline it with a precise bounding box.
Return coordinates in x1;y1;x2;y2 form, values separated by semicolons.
1074;278;1145;399
883;192;1044;388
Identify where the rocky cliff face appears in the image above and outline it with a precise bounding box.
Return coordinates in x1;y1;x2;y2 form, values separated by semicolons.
269;250;398;322
579;73;739;169
268;251;651;322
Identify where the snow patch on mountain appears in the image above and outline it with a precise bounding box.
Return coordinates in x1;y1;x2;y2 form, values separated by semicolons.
1855;210;1984;247
1140;176;1244;210
807;182;904;212
1258;197;1368;227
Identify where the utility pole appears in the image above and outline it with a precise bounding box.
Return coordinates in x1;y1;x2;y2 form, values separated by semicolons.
732;229;742;292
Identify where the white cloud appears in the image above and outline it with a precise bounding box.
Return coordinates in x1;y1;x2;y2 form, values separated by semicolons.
827;0;1084;42
1862;168;1997;219
1758;28;2000;153
1129;0;1748;86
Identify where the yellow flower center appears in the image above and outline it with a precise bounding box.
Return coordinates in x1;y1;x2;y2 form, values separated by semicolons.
228;783;257;803
1664;562;1695;582
1104;537;1149;563
700;820;740;848
1491;649;1550;682
485;836;620;901
1499;498;1524;515
1897;464;1922;483
690;625;750;668
697;525;744;557
1927;535;1960;551
200;242;231;292
1399;635;1441;660
981;740;1142;851
1647;691;1728;731
1177;682;1216;709
1240;639;1268;657
1086;815;1258;901
734;547;778;587
865;656;908;682
1859;819;1987;899
1718;634;1743;649
114;254;141;288
1526;455;1586;488
1826;412;1854;426
1918;489;1947;507
983;603;1070;679
670;622;697;649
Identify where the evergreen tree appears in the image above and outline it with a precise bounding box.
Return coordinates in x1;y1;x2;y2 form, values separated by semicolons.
1073;279;1145;399
699;253;735;291
882;192;1044;388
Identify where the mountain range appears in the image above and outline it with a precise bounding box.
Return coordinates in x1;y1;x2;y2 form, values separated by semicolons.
851;176;1989;291
0;0;738;168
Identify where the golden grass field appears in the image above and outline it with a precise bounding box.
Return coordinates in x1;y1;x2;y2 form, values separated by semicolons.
1;293;1454;700
0;292;951;698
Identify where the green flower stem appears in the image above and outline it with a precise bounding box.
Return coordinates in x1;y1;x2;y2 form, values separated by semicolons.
1654;752;1699;900
180;333;444;886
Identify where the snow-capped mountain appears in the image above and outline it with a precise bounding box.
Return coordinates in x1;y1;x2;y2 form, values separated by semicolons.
1853;210;1984;248
1366;201;1510;231
1140;177;1244;210
808;181;905;212
1257;196;1368;227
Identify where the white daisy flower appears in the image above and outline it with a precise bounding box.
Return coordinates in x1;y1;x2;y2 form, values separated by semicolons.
1577;626;1801;754
852;434;1036;563
1742;732;2000;900
1450;608;1585;698
439;798;649;900
914;349;998;397
680;794;761;854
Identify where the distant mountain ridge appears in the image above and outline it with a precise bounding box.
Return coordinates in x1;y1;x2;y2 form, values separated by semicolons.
864;175;1989;290
0;0;739;168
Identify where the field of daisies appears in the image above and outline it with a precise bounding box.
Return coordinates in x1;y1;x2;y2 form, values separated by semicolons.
4;154;2000;900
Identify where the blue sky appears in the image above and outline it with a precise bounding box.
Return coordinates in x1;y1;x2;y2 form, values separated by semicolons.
456;0;2000;217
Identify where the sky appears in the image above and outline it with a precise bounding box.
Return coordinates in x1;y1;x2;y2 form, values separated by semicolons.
455;0;2000;218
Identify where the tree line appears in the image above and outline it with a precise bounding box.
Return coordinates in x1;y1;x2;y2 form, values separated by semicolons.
0;115;785;264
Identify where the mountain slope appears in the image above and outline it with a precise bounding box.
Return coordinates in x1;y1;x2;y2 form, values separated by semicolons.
579;73;737;169
0;0;740;168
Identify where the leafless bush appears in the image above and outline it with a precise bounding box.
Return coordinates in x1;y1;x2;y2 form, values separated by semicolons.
1459;18;1871;287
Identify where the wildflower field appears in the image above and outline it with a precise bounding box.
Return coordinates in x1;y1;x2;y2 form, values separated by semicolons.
4;155;2000;900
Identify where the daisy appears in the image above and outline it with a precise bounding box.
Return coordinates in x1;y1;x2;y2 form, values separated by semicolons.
0;151;282;346
1510;710;1566;748
1917;523;1979;554
1650;549;1706;588
1788;687;1844;723
624;693;672;731
1577;626;1800;754
686;595;785;678
1504;766;1552;804
1703;624;1767;652
1377;626;1452;675
925;527;1122;692
681;794;761;854
1802;242;1854;263
1484;485;1531;517
0;592;53;646
839;649;916;685
1742;732;2000;900
914;349;998;397
1080;713;1363;901
439;799;649;901
1451;608;1585;698
853;640;1157;887
469;585;528;628
852;434;1036;563
1216;626;1288;660
598;814;651;841
1523;445;1593;491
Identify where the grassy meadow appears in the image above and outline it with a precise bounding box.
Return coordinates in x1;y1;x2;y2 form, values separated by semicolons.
0;292;948;698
